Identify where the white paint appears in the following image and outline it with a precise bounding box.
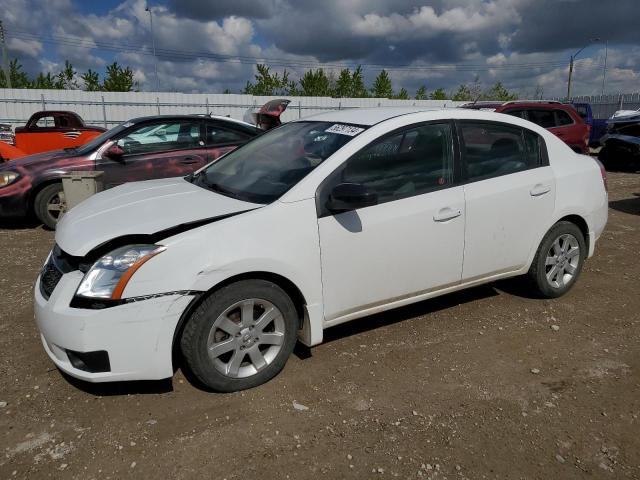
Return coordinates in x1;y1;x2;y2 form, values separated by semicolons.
34;107;608;385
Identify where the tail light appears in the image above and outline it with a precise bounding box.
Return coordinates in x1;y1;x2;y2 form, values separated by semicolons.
595;158;608;193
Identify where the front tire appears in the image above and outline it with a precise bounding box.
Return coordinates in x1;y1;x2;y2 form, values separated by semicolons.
34;183;66;229
526;221;586;298
180;280;298;392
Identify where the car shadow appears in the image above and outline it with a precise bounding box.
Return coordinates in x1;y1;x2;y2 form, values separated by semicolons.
0;218;41;230
609;194;640;216
60;371;174;396
321;283;500;345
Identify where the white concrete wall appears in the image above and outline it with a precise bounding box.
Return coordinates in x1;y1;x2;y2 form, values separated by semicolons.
0;89;465;129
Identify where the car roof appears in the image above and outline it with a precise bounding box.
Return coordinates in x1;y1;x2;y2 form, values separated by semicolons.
302;107;441;126
127;114;251;125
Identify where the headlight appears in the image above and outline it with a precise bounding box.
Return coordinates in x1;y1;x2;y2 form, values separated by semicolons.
76;244;165;300
0;171;19;187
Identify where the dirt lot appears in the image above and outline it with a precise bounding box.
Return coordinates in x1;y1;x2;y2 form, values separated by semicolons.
0;173;639;480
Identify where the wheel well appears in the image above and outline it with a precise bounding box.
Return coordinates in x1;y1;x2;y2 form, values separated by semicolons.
171;271;308;363
29;179;62;214
558;214;589;252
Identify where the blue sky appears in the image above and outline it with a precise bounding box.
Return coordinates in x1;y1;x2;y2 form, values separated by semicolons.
3;0;639;97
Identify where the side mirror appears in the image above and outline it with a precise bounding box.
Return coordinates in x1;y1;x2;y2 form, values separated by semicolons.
326;182;378;213
104;144;125;161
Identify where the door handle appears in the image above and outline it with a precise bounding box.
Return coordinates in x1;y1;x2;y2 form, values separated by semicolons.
179;157;198;164
433;207;462;222
530;184;551;196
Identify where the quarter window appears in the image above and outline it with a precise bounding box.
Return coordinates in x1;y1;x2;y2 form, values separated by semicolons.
336;123;455;204
554;110;574;126
206;125;249;145
459;122;538;181
527;110;556;128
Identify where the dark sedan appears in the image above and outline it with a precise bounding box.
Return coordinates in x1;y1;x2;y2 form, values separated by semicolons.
0;115;261;228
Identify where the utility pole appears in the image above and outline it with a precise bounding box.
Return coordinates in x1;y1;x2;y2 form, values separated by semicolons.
145;4;159;92
0;21;11;89
566;37;600;100
601;40;608;96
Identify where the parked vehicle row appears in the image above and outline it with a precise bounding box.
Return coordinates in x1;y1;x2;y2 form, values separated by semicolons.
33;107;608;392
460;100;591;154
598;108;640;171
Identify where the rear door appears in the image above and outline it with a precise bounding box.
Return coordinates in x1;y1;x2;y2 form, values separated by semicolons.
458;121;555;280
98;119;207;188
317;122;465;321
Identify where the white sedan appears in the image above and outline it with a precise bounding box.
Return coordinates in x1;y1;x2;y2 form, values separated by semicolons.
34;107;608;392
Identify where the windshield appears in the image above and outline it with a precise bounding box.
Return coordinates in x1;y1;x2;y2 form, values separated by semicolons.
74;122;130;155
193;121;366;203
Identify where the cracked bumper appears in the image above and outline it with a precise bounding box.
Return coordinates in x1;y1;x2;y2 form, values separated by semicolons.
34;271;195;382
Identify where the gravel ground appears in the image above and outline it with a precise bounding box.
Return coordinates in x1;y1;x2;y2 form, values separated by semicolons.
0;172;639;479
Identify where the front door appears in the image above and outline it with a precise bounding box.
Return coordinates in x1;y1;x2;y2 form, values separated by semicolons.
98;119;207;188
317;122;465;322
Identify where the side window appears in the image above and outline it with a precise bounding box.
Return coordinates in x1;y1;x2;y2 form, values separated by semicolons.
34;115;54;128
206;125;249;145
527;109;556;129
116;121;202;155
336;123;455;205
503;109;526;119
554;110;574;126
459;122;534;181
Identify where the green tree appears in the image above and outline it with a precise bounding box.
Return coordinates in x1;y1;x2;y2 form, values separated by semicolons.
484;81;517;101
81;69;101;91
0;59;31;88
243;64;295;96
371;69;393;98
451;84;472;101
32;72;58;89
299;68;332;96
429;88;447;100
334;68;352;97
55;60;78;89
415;85;428;100
394;87;409;100
102;62;136;91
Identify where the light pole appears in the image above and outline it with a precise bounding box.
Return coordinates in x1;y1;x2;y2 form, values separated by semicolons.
601;40;608;96
145;4;159;92
566;37;599;100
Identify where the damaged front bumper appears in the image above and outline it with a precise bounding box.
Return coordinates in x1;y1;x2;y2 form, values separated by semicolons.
34;270;197;382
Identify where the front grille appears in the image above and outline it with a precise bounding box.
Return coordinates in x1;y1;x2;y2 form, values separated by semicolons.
39;245;81;300
40;257;63;300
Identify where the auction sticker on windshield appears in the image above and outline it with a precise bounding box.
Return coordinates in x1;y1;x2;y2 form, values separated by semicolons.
325;124;365;136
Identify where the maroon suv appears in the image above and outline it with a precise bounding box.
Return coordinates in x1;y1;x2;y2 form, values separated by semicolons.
461;101;590;154
0;115;261;228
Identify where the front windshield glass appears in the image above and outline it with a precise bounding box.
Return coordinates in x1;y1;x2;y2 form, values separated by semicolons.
194;121;366;204
75;122;129;155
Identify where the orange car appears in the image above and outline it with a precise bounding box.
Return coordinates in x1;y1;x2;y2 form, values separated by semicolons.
0;111;105;162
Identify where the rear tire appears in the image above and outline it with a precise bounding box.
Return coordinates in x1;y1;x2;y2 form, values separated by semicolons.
180;280;298;392
34;183;65;230
526;221;586;298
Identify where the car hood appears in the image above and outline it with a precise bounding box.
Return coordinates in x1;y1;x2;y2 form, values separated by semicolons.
3;149;71;169
56;177;263;256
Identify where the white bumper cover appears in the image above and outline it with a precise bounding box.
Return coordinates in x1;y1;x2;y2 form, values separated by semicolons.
34;271;195;382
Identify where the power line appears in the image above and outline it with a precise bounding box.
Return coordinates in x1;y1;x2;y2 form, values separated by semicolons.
8;28;606;74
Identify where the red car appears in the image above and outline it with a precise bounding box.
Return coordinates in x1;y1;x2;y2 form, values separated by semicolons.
461;101;590;154
0;115;262;228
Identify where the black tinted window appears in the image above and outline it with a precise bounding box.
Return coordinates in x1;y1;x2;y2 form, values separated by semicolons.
504;109;526;119
460;122;537;181
337;123;454;204
555;110;574;126
527;110;556;128
206;125;249;145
